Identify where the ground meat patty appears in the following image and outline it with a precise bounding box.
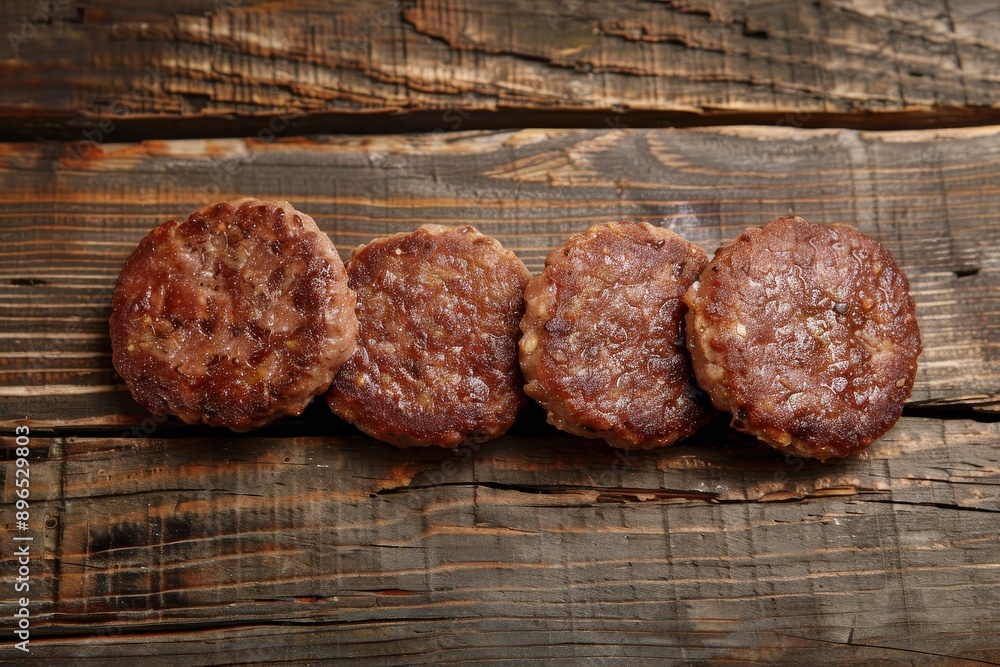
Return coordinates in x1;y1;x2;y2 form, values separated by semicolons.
110;199;358;431
325;225;531;447
519;221;713;450
685;216;921;460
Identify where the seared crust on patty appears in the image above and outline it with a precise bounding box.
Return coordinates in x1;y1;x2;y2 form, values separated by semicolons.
520;221;713;450
325;225;531;448
110;200;358;431
684;216;921;459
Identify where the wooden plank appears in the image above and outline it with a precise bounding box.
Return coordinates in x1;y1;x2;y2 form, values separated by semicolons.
2;0;1000;138
2;416;999;663
1;125;998;427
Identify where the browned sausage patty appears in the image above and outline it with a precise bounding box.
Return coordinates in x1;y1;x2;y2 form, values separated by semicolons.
519;221;713;450
685;216;921;459
325;225;531;447
110;200;358;431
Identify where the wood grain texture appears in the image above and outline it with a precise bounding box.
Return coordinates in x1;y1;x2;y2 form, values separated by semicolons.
0;125;998;427
2;0;1000;139
2;416;999;664
3;4;999;664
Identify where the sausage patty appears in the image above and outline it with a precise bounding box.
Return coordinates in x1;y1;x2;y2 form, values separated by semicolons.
684;216;921;459
325;225;531;447
519;221;713;450
110;200;358;431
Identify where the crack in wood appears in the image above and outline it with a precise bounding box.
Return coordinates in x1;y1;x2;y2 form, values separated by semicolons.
375;479;721;500
862;498;1000;514
780;633;1000;666
372;479;886;506
29;614;465;642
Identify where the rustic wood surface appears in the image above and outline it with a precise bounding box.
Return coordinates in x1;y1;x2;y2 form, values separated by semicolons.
1;126;998;428
1;125;999;665
2;0;1000;139
3;1;1000;663
3;416;1000;664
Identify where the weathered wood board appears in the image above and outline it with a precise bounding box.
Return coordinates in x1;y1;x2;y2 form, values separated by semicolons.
2;0;1000;138
1;126;998;429
1;415;999;664
2;1;1000;663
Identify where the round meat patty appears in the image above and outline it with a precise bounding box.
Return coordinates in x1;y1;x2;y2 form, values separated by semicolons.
111;199;358;431
519;221;714;450
325;225;531;448
684;216;921;460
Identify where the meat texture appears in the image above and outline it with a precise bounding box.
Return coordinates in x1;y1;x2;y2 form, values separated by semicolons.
111;199;358;431
326;225;530;447
685;216;921;459
520;221;713;450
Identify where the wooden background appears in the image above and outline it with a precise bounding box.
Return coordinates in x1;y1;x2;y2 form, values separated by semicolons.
2;1;999;664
